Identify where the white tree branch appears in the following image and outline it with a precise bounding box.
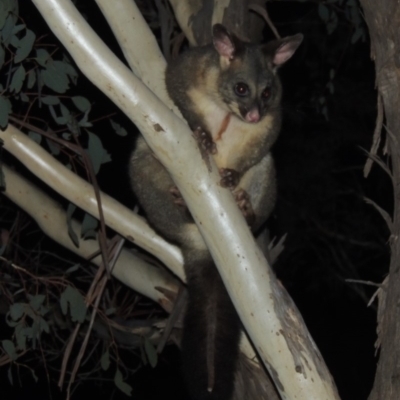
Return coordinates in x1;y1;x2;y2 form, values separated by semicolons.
24;1;340;398
1;164;179;312
0;124;184;280
94;0;176;108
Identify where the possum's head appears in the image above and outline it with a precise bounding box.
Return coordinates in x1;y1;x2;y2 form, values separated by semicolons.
212;24;303;123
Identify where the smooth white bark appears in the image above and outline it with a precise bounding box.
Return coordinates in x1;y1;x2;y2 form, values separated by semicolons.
2;164;179;312
94;0;176;109
0;124;184;280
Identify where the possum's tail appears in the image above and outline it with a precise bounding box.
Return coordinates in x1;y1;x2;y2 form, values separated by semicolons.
182;256;241;400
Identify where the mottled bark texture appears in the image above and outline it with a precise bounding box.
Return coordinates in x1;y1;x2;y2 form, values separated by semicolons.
359;2;400;400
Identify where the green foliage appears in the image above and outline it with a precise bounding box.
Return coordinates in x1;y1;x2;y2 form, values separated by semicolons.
0;1;169;397
114;368;133;396
143;337;158;368
5;295;50;352
0;0;114;183
60;285;87;323
110;119;128;136
101;348;111;370
81;212;99;240
2;339;17;360
14;28;35;63
87;131;111;174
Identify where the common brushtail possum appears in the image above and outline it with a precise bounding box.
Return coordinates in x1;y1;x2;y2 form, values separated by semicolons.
130;24;302;400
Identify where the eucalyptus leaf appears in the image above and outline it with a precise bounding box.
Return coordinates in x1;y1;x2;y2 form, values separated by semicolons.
45;138;61;156
65;263;80;274
100;349;110;371
62;132;71;140
29;294;45;311
2;339;17;361
2;14;16;45
318;4;330;22
72;96;91;112
41;60;71;93
11;24;24;35
0;3;9;29
81;212;98;240
14;29;35;63
10;64;25;93
23;326;33;339
30;369;38;383
48;104;66;125
41;95;60;105
102;152;112;164
114;368;132;396
327;81;334;94
105;307;116;316
36;48;50;67
28;131;42;144
60;103;71;122
38;316;50;333
9;303;25;321
78;110;93;128
59;57;78;83
60;285;87;323
20;92;29;102
144;337;158;368
327;11;338;35
110;119;128;137
87;131;107;174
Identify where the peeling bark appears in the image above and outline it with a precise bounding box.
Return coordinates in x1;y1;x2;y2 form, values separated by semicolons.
359;1;400;399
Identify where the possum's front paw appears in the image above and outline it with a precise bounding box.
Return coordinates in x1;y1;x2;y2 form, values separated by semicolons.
170;186;187;208
219;168;240;190
193;126;217;155
234;188;255;226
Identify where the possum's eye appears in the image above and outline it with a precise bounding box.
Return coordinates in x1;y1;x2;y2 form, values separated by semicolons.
262;87;271;99
234;82;249;97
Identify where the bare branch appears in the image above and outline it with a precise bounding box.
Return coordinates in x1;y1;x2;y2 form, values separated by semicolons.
0;124;184;279
2;164;180;311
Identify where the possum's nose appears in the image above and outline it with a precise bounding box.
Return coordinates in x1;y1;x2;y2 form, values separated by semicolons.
245;107;260;123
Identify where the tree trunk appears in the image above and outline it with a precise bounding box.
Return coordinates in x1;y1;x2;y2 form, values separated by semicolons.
359;1;400;399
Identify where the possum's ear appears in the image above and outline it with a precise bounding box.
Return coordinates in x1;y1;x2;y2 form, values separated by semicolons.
263;33;303;67
212;24;244;61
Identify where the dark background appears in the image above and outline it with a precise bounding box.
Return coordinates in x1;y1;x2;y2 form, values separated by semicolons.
1;1;388;399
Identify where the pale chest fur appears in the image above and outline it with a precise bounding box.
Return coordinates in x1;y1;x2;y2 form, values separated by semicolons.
187;87;274;171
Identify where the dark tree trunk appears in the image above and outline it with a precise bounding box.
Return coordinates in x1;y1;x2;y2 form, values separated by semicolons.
359;1;400;399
